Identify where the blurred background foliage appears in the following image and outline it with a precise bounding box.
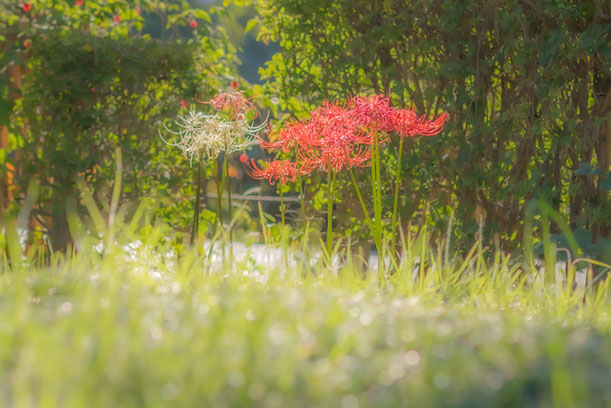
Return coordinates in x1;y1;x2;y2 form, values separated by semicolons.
1;0;610;257
0;0;239;251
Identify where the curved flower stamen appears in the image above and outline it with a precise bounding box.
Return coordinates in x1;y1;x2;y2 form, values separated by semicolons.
415;111;450;136
259;119;311;153
243;159;301;185
161;107;262;164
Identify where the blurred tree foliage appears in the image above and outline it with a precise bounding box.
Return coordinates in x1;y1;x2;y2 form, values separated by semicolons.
1;0;238;251
208;0;279;84
254;0;611;248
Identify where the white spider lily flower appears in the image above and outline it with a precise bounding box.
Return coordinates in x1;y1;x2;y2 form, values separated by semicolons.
161;109;266;163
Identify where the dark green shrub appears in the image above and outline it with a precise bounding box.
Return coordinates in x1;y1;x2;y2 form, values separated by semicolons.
1;1;238;251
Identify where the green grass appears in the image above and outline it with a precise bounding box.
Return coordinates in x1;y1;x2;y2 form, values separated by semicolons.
0;225;610;407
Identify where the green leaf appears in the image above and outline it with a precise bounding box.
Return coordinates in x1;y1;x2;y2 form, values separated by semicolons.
571;228;593;248
194;10;212;24
574;163;592;176
600;175;611;191
245;18;258;34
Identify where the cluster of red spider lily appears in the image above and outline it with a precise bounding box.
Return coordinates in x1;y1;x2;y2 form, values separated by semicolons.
243;94;449;184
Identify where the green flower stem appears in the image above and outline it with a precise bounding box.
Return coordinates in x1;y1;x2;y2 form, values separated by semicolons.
295;151;310;271
347;166;373;230
295;153;307;230
371;135;384;274
214;158;225;265
297;175;306;226
214;158;224;231
223;144;234;259
279;185;289;272
190;153;203;246
326;167;337;259
390;136;405;259
375;138;383;225
279;186;286;227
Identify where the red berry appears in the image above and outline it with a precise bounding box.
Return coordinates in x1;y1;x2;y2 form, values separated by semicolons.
22;3;32;12
24;40;31;48
189;20;197;29
113;15;121;22
76;0;84;5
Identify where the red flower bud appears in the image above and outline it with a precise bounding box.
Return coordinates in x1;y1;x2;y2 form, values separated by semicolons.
113;15;121;22
22;3;32;12
189;20;197;29
24;40;31;48
180;100;188;109
230;81;239;89
239;153;248;163
76;0;84;5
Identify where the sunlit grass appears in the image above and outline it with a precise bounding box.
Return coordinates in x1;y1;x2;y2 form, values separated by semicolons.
0;219;609;407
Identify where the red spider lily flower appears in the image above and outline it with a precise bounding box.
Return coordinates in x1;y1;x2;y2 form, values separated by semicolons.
391;108;419;137
297;155;318;175
180;99;188;109
351;94;396;134
259;120;310;153
305;102;354;150
309;100;358;133
22;3;32;12
189;20;197;29
393;109;449;137
300;144;372;172
305;126;374;171
230;81;239;89
415;111;449;136
76;0;84;6
196;91;256;119
261;100;377;173
243;159;302;185
298;101;375;171
114;15;121;22
239;153;248;163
